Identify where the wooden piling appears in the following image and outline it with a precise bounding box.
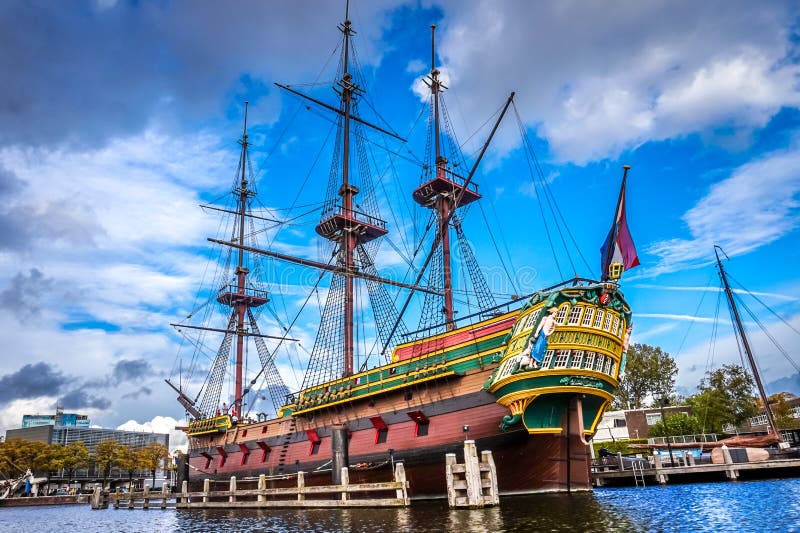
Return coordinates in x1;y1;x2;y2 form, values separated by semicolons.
297;471;305;501
444;454;457;508
446;440;499;508
143;485;150;509
340;467;349;503
257;475;266;503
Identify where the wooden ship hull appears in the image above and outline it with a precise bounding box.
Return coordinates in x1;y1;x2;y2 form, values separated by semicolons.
185;281;631;497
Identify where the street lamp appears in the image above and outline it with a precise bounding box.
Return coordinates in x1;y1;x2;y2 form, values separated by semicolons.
659;397;674;466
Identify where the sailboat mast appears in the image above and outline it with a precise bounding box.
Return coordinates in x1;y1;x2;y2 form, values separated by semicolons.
233;101;251;419
714;245;780;439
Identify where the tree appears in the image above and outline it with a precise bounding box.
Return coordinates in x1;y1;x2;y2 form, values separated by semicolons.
614;343;678;409
766;392;800;430
116;445;139;492
94;439;124;490
686;364;758;433
649;413;703;437
59;442;91;483
137;443;169;489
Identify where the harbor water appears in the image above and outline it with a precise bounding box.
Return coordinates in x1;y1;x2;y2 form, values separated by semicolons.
1;479;798;532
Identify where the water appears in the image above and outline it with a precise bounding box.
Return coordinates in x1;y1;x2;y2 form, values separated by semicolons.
2;479;799;532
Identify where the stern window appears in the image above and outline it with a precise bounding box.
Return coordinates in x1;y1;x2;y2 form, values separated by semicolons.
582;308;595;327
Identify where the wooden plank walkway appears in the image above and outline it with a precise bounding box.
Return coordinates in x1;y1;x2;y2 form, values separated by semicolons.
92;463;409;509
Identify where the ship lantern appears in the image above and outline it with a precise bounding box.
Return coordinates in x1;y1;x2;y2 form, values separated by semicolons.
608;261;624;280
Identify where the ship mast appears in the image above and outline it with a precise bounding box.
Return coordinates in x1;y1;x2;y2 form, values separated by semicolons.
311;1;389;377
231;102;252;419
714;245;780;440
412;24;482;331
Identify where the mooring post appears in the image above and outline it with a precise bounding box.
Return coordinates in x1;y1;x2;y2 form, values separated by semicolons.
297;471;305;502
181;480;188;507
258;474;266;503
203;479;210;503
445;453;457;508
394;462;409;505
721;445;738;480
481;450;500;505
143;485;150;509
161;483;168;509
463;440;482;507
340;467;349;503
229;476;237;503
653;453;668;484
91;485;103;510
331;424;349;485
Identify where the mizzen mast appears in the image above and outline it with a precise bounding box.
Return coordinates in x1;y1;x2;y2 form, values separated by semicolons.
413;24;482;331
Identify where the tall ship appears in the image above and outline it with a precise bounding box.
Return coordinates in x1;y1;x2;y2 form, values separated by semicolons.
168;7;639;497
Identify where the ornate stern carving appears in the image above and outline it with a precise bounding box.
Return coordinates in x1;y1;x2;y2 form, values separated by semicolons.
500;397;533;431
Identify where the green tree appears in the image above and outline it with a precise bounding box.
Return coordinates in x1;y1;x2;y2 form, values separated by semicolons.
649;413;703;437
614;343;678;409
766;392;800;430
137;443;169;489
686;364;758;433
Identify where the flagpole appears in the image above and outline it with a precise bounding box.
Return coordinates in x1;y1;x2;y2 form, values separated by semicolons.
601;165;630;280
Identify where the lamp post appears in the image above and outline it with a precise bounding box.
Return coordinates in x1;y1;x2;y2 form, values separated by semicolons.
659;398;674;466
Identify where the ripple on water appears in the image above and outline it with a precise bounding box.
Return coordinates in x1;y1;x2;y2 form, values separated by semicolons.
0;478;798;533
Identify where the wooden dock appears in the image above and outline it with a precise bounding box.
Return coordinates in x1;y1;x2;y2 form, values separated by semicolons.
593;449;800;487
92;463;409;509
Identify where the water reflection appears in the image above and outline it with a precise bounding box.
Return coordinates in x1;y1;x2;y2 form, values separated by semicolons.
0;479;798;532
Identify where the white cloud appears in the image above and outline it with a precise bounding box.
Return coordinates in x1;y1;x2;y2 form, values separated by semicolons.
430;0;800;163
644;141;800;276
117;416;188;453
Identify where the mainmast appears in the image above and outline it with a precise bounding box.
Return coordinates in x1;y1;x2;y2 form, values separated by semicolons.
413;24;481;331
313;3;388;377
715;245;780;439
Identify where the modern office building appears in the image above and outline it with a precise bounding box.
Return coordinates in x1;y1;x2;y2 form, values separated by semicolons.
5;424;168;450
21;408;90;429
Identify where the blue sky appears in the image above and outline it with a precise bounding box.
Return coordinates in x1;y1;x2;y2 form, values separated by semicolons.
1;0;799;447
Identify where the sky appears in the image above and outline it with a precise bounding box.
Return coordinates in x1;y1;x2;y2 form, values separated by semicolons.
1;0;800;448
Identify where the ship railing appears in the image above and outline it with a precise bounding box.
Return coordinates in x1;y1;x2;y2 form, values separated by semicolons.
319;205;387;230
216;285;270;300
